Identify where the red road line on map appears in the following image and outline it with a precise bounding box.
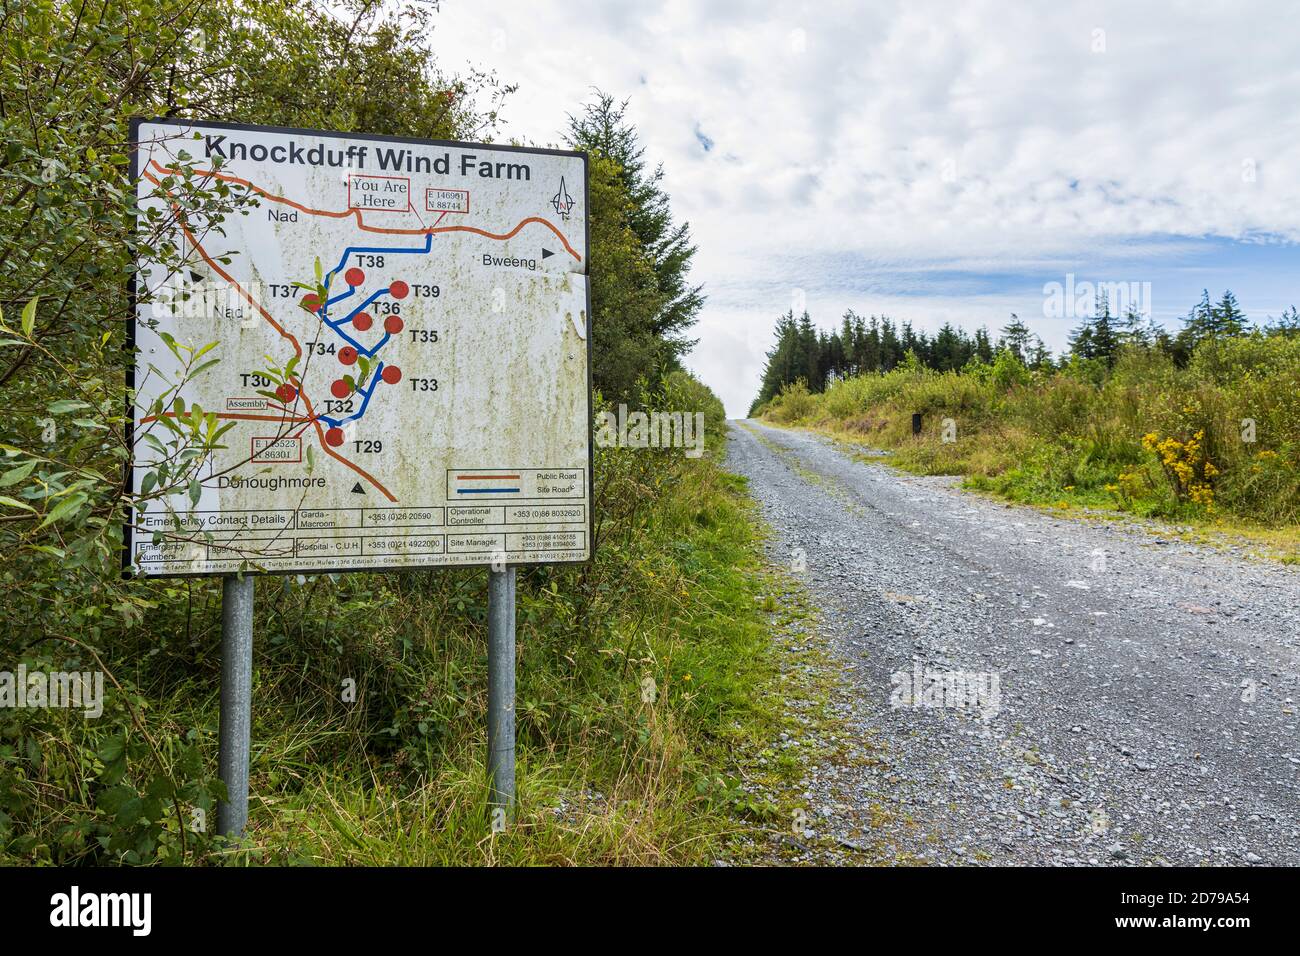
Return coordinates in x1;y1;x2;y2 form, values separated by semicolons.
142;170;399;501
141;411;314;425
287;422;317;440
149;161;584;262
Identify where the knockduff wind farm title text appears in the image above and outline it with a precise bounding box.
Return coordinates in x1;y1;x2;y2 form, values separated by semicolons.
202;135;534;180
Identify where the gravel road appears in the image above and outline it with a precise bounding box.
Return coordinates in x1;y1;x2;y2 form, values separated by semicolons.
728;419;1300;866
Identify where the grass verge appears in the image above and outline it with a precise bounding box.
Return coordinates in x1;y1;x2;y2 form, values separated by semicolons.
754;339;1300;564
3;438;843;866
244;463;826;865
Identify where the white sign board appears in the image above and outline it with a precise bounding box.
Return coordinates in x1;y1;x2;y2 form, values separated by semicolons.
128;120;591;576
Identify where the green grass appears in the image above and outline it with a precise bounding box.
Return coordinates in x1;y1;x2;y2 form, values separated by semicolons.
2;439;838;865
757;338;1300;562
225;459;835;865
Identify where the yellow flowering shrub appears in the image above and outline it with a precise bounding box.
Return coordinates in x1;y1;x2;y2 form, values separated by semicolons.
1141;429;1217;511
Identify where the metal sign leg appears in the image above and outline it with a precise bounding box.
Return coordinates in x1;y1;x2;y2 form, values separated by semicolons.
487;566;517;817
217;573;254;837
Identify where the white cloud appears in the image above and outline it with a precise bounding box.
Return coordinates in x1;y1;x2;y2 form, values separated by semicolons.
427;0;1300;414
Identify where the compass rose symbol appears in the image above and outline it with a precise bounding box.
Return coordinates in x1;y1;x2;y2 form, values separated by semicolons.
551;176;575;220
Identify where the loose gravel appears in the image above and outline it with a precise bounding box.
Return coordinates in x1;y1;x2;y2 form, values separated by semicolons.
727;420;1300;866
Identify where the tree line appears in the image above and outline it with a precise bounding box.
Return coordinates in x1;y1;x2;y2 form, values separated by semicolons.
752;289;1300;412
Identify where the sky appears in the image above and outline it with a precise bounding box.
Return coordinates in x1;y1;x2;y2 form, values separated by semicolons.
424;0;1300;416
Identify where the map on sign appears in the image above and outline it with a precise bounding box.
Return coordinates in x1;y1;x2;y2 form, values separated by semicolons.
127;119;591;576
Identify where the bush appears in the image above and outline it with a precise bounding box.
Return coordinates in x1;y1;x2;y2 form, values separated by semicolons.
761;338;1300;527
991;349;1031;391
765;379;817;423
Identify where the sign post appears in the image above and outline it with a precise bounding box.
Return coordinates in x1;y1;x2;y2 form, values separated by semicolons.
486;567;516;815
129;119;591;833
217;574;254;836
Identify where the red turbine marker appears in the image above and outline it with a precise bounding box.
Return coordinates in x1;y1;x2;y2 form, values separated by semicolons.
275;383;297;403
301;294;322;312
344;267;365;287
381;365;402;385
325;427;345;447
384;315;404;335
352;311;373;331
330;379;351;398
338;346;358;365
388;280;409;299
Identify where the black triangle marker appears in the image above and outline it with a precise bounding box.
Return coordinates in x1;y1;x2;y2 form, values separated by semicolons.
351;482;365;494
541;248;554;259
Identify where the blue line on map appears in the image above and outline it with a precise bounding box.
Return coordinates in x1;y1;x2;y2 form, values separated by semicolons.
319;362;386;429
323;233;434;289
309;231;433;430
328;289;387;327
